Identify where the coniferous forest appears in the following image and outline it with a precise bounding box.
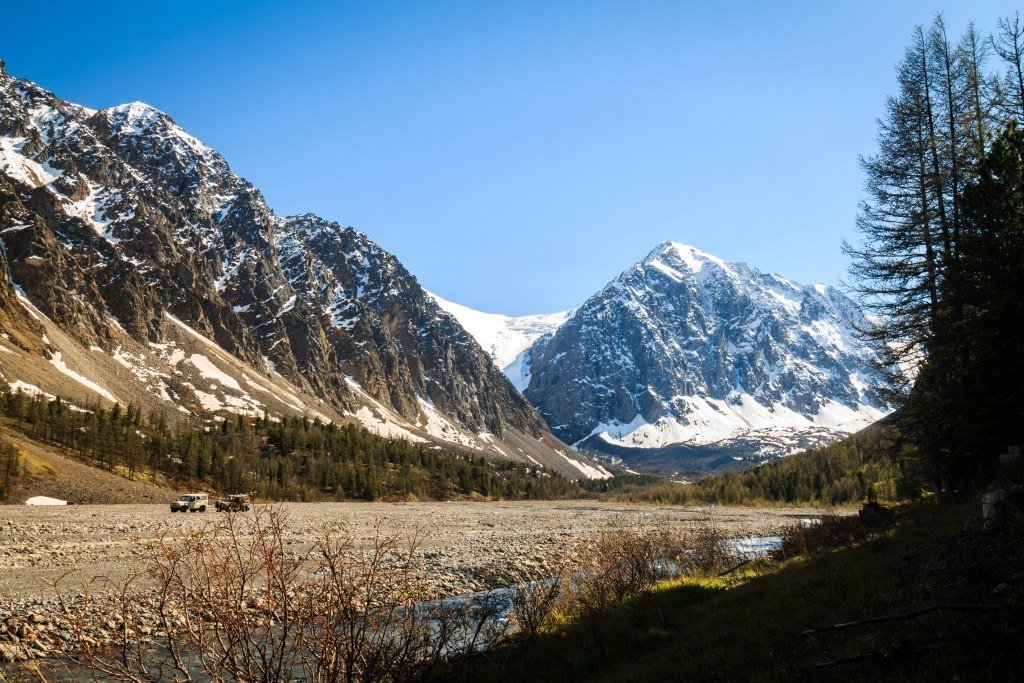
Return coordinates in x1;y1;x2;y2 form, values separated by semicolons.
2;381;910;506
0;438;21;501
581;425;904;506
0;386;577;501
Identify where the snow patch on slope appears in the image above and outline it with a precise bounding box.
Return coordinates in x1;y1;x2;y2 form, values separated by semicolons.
8;380;56;399
416;397;478;448
352;406;426;443
503;349;534;393
0;136;60;187
586;396;886;450
337;376;427;443
25;496;68;506
554;450;613;479
48;351;118;403
189;353;243;391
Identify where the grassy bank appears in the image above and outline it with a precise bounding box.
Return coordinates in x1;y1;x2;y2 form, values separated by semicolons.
452;488;1023;681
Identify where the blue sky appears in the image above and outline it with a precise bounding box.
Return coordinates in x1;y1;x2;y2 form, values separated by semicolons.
2;1;1017;314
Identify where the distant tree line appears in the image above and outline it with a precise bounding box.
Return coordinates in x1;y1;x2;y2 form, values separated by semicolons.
0;387;578;501
581;427;902;506
846;13;1024;495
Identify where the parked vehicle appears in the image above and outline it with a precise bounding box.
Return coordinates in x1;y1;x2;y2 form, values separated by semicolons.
170;493;209;513
215;494;251;512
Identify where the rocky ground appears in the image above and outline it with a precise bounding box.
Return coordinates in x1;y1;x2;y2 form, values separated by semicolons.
0;501;824;665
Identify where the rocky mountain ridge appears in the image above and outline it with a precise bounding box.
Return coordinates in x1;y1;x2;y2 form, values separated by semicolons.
0;61;606;479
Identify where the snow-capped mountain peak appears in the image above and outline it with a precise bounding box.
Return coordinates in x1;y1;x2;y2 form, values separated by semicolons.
645;241;733;276
105;101;168;129
521;241;888;471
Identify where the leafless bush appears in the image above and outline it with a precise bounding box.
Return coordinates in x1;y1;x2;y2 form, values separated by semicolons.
505;569;568;645
774;510;868;559
560;520;683;620
678;521;736;576
504;515;742;638
297;527;508;682
44;506;507;682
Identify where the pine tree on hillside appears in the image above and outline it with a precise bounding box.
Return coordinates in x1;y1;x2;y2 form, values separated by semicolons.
0;385;580;502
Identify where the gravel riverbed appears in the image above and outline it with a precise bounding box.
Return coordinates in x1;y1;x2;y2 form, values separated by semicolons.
0;501;820;600
0;501;825;664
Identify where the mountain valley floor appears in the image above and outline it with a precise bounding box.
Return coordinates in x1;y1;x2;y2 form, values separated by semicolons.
0;501;821;602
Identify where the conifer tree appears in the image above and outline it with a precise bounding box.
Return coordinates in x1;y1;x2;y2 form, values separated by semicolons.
953;122;1024;471
846;15;1022;493
846;25;943;392
992;12;1024;122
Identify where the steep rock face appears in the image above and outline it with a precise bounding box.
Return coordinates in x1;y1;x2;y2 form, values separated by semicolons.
0;195;44;354
0;61;602;477
523;242;886;458
274;214;552;438
0;63;330;396
429;293;568;392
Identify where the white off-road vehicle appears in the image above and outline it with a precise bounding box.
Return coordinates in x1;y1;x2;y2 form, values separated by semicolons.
170;493;209;513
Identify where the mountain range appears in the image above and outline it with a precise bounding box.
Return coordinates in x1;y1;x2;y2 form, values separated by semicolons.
0;60;885;480
0;60;607;480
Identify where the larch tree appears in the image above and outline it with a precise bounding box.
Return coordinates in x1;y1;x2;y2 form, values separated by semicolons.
846;26;942;394
846;15;1015;494
960;22;992;159
992;12;1024;122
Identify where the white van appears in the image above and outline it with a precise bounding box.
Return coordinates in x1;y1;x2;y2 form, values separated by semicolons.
170;493;209;513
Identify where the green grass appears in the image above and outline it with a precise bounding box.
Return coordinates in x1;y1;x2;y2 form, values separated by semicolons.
451;497;1023;682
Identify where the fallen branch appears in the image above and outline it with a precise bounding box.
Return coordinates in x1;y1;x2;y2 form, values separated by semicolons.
716;559;751;577
803;603;1002;636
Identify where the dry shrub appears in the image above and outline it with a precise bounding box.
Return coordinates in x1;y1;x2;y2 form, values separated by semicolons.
505;515;744;638
500;515;749;638
677;521;737;576
506;575;564;645
503;547;588;643
48;506;507;682
774;510;869;559
295;523;510;682
560;520;683;620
